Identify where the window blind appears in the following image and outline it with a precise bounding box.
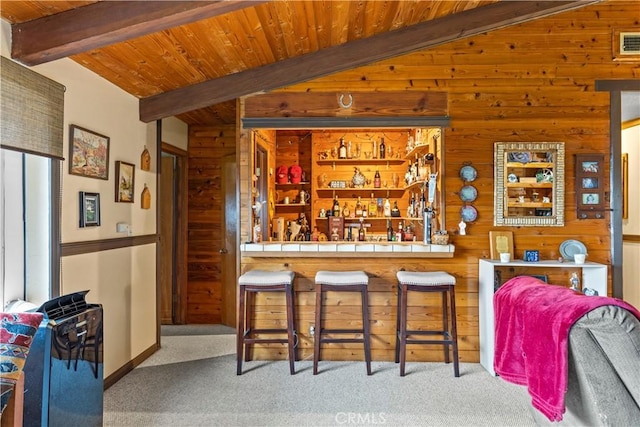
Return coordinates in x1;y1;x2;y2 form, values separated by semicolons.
1;56;64;160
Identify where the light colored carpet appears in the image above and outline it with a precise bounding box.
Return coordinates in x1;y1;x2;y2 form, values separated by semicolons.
104;326;538;427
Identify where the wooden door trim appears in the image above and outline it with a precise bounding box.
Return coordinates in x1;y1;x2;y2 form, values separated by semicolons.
161;142;188;324
595;79;640;299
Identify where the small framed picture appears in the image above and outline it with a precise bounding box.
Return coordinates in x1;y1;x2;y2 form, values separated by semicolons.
69;125;110;180
489;230;514;260
582;177;598;189
581;161;599;173
115;161;135;203
575;154;605;219
79;192;100;227
582;193;599;205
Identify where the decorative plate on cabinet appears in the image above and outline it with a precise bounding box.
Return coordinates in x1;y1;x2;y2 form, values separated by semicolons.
460;205;478;222
507;173;519;183
459;165;477;182
459;185;478;202
559;239;587;261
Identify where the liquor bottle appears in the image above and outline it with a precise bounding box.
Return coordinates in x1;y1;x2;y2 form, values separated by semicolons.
383;197;391;217
386;219;394;241
358;218;366;241
347;140;352;159
396;221;404;242
333;196;341;217
342;202;350;218
407;193;414;218
355;196;363;217
372;139;378;159
338;138;347;159
374;170;381;188
391;200;401;217
379;138;386;159
368;193;378;218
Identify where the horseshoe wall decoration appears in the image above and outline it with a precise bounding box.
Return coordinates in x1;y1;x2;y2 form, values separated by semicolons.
338;93;353;109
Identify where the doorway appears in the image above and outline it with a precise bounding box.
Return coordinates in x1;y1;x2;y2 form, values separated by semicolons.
221;153;238;327
159;144;188;324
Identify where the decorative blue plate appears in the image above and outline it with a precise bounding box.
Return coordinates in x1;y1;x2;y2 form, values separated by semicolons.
507;173;519;183
560;239;587;261
459;165;477;182
507;152;531;163
460;205;478;222
459;185;478;202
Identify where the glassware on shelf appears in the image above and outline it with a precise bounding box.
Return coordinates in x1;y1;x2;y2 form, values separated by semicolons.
392;172;400;188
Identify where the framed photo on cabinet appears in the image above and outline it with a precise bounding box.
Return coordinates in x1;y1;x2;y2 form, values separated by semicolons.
575;154;605;219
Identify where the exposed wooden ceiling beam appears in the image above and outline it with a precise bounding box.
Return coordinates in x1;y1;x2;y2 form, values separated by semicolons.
11;0;267;66
140;0;600;123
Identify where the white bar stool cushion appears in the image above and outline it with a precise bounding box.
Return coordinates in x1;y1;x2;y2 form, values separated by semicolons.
315;271;369;286
239;270;295;286
397;271;456;286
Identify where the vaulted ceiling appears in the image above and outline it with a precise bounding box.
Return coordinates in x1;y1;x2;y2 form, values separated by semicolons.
1;1;601;126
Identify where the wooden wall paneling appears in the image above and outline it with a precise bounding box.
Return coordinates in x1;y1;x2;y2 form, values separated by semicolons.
244;91;448;118
230;2;640;361
187;124;236;323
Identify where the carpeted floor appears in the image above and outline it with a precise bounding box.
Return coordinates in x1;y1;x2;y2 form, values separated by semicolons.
104;325;538;427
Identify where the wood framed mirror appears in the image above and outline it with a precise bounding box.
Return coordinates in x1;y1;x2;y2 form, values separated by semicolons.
494;142;565;227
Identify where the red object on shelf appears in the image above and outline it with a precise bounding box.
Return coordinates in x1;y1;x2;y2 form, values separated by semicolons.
289;164;302;184
276;165;289;184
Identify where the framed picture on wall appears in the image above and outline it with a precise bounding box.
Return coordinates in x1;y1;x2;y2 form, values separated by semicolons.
115;161;135;203
69;125;110;180
575;154;605;219
79;191;100;227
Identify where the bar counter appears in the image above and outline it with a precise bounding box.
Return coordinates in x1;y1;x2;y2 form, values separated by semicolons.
240;242;455;258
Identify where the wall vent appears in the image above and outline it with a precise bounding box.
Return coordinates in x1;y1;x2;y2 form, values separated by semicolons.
620;32;640;55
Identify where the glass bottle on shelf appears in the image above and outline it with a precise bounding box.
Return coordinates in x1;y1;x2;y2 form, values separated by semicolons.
391;200;401;217
372;139;377;159
386;219;394;241
379;138;386;159
374;170;381;188
358;218;366;241
333;196;341;217
338;138;347;159
342;202;350;218
407;193;415;218
355;196;363;217
368;193;378;218
396;221;404;242
383;197;391;217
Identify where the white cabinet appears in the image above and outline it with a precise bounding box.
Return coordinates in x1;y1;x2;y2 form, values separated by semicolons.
478;259;607;376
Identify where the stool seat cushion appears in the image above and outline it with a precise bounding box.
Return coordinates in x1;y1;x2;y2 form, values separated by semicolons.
239;270;295;286
315;270;368;286
397;271;456;286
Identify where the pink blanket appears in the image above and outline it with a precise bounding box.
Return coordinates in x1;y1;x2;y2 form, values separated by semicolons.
493;276;640;422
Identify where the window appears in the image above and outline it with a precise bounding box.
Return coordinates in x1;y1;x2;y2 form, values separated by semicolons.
1;148;60;308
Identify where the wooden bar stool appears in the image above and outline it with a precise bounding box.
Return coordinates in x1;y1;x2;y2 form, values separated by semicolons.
395;271;459;377
237;270;297;375
314;270;372;375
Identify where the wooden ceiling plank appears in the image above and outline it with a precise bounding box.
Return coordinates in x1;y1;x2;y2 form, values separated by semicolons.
140;0;600;122
11;0;268;66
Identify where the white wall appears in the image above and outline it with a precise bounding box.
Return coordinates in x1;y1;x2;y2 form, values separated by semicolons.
162;117;188;150
1;19;187;377
622;125;639;309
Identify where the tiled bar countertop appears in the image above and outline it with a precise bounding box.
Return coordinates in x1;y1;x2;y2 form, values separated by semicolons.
240;242;455;258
